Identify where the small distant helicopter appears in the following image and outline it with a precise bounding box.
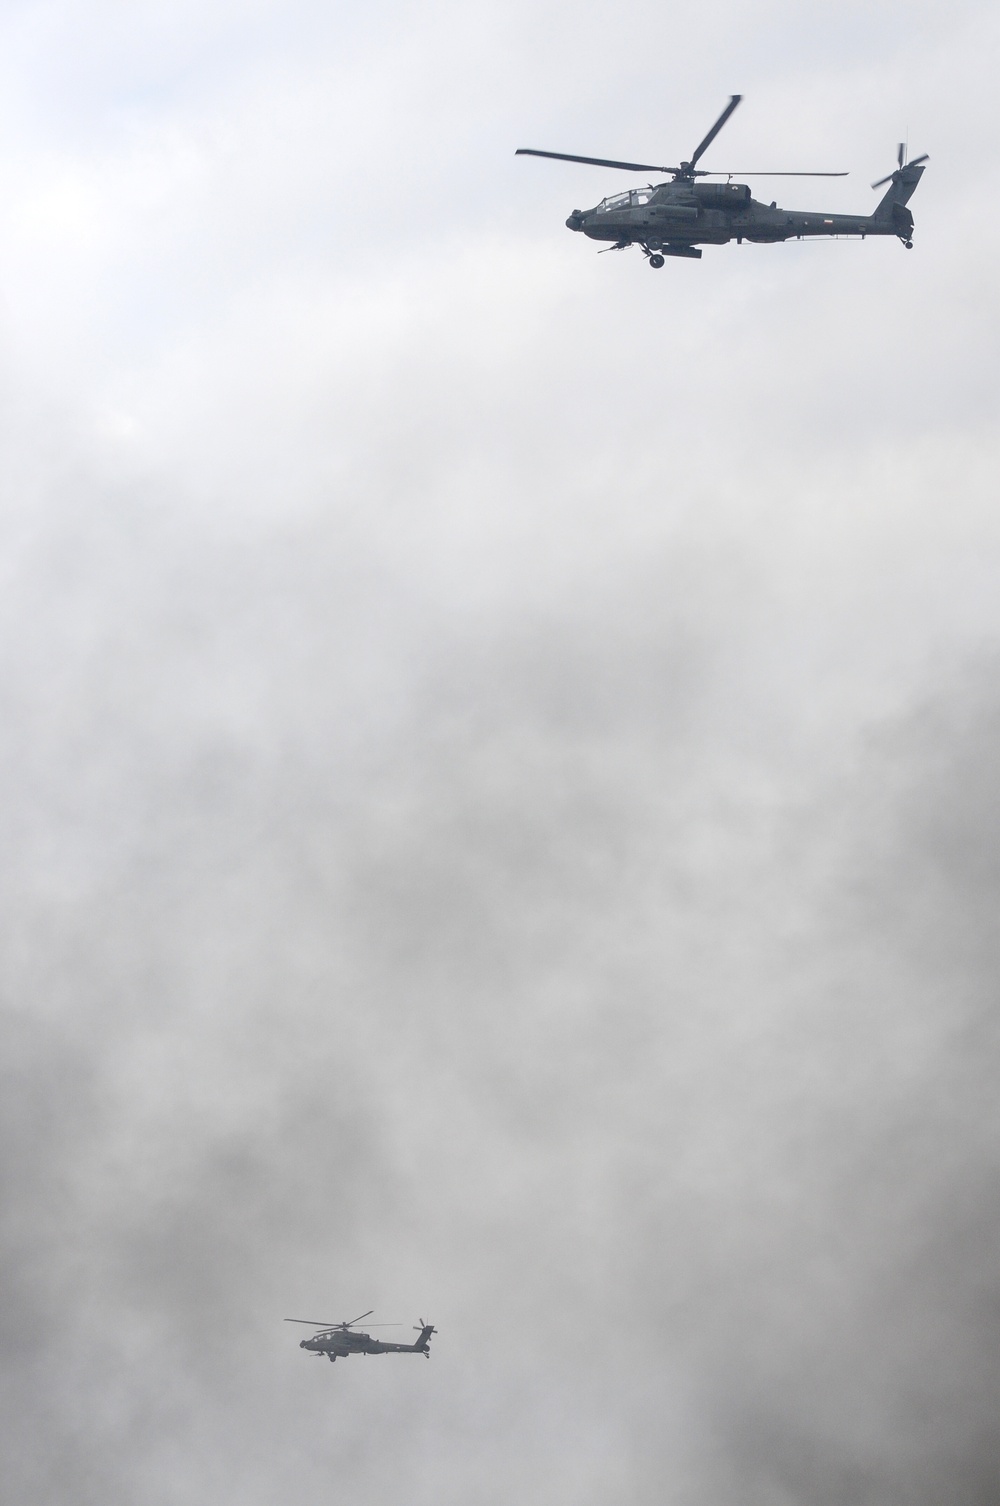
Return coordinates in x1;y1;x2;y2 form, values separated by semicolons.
517;95;927;265
285;1310;437;1363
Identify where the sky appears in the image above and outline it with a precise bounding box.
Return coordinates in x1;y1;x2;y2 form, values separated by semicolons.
1;2;999;1504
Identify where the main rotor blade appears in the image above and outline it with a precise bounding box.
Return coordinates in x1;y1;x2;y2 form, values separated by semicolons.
516;148;678;173
707;168;849;175
688;94;742;169
285;1307;379;1328
704;170;848;176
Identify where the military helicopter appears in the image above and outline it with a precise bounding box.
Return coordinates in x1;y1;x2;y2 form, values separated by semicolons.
285;1309;437;1362
517;95;927;264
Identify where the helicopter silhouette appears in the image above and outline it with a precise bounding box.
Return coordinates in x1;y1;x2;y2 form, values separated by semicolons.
517;96;927;264
285;1310;437;1362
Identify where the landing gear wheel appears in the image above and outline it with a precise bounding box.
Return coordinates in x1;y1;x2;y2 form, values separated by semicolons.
904;239;913;249
648;254;664;269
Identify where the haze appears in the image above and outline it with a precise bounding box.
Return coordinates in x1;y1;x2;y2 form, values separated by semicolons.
1;2;999;1503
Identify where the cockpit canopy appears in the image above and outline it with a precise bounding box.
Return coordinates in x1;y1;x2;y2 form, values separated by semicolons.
597;187;655;211
595;180;752;213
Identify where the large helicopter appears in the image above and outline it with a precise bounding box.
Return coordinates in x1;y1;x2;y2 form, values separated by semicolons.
517;95;927;265
285;1310;437;1362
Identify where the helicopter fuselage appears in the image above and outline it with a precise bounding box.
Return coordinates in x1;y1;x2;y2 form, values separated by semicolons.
298;1323;436;1361
565;171;921;259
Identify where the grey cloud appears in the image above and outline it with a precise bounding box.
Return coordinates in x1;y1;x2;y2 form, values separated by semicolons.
5;477;1000;1502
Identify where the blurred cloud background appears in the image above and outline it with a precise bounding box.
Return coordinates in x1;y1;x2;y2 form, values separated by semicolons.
0;1;999;1502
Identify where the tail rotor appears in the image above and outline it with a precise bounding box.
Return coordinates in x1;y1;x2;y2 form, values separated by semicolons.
872;143;929;189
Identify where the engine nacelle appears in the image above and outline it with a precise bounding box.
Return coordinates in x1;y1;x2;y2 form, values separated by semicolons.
694;182;751;207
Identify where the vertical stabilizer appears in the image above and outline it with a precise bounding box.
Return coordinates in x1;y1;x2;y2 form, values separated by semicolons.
872;154;927;239
413;1323;436;1355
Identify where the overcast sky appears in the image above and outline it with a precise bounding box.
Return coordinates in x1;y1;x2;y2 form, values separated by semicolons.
1;2;999;1504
